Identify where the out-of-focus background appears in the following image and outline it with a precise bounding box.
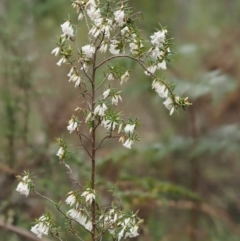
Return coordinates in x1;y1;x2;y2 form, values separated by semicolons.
1;0;240;240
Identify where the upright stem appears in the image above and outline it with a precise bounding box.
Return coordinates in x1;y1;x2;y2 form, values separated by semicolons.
91;51;97;241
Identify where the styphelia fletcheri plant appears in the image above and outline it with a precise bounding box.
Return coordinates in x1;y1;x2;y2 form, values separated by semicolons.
16;0;191;240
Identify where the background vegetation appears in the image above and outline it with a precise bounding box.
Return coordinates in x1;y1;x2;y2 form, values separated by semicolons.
1;0;240;240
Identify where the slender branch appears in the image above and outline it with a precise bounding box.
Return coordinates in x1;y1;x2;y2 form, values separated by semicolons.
95;134;120;152
77;132;92;159
96;54;178;104
77;130;92;143
0;221;51;241
61;160;84;188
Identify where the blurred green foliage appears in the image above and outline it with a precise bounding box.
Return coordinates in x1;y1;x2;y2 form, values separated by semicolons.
1;0;240;241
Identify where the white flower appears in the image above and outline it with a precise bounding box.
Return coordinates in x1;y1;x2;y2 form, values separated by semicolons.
157;60;167;70
70;210;92;231
61;21;74;38
124;124;135;134
85;112;92;123
108;73;114;81
68;72;80;83
16;175;31;197
67;118;78;133
78;12;84;20
152;80;168;98
31;215;50;238
86;0;97;8
81;62;89;72
103;89;111;99
121;26;130;36
75;76;81;87
150;47;163;59
109;40;121;55
67;209;92;231
102;118;118;131
112;94;122;105
94;103;108;116
120;71;129;85
163;97;174;115
56;57;66;66
128;225;139;238
150;29;167;47
123;138;133;149
51;47;60;56
89;26;101;38
81;188;95;205
56;147;65;159
100;42;108;53
66;192;79;207
144;65;157;75
114;9;125;27
82;44;95;58
87;7;101;21
67;67;74;77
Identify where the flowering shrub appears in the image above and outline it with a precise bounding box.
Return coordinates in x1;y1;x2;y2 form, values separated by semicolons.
16;0;190;240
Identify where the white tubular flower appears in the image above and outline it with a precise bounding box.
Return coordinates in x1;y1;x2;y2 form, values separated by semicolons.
129;42;138;55
67;209;92;231
157;60;167;70
67;118;78;133
150;29;167;47
114;9;125;27
68;72;80;82
61;21;74;39
102;119;118;131
66;191;79;207
94;103;108;116
16;175;31;197
123;138;133;149
31;215;50;239
118;123;123;133
51;47;60;56
144;65;157;76
121;26;130;36
86;0;97;8
78;12;84;20
81;188;95;205
163;97;174;115
128;225;139;238
108;73;114;81
67;67;74;77
82;44;95;58
87;7;101;21
75;76;81;87
120;71;129;85
85;112;92;123
150;47;163;59
56;147;65;159
112;93;122;105
103;89;111;99
152;80;168;98
100;42;108;53
56;57;67;66
89;26;101;38
109;40;121;55
81;62;89;72
124;124;135;134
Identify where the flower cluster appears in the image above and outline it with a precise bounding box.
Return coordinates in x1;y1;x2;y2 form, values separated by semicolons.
31;215;51;238
81;188;95;205
67;209;92;231
16;173;32;197
100;209;141;241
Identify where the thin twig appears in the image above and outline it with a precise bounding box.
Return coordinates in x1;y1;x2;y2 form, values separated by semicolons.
0;221;51;241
